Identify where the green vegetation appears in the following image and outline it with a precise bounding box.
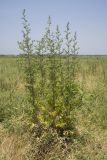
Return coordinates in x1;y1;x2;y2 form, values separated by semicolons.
0;55;107;159
0;11;107;160
18;10;83;141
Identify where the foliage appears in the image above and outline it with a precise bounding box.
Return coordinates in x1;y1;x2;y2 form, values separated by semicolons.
18;10;83;139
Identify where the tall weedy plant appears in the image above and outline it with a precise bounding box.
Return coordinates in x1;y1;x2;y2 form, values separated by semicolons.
55;25;63;96
18;9;38;123
36;38;46;97
19;10;83;139
72;32;79;79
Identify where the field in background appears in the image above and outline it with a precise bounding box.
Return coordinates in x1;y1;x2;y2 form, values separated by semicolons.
0;55;107;160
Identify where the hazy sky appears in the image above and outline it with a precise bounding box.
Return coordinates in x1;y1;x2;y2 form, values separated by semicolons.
0;0;107;55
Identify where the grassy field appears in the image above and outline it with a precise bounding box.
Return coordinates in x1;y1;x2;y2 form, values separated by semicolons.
0;55;107;160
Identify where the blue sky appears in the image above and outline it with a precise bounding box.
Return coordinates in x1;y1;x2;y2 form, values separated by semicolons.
0;0;107;55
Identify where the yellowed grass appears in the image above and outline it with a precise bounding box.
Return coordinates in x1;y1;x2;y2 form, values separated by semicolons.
0;125;30;160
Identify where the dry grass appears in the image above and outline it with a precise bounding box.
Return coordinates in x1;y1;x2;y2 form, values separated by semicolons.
0;125;30;160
